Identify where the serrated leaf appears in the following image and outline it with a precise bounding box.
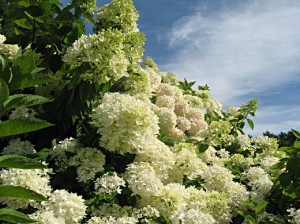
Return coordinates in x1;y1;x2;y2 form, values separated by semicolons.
0;208;37;223
0;118;54;137
3;94;52;109
0;154;47;169
270;158;288;170
254;202;269;213
0;78;9;105
0;185;47;201
292;129;300;139
247;118;254;130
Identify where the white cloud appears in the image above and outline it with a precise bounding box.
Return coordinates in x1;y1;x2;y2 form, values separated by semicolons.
244;105;300;136
161;0;300;107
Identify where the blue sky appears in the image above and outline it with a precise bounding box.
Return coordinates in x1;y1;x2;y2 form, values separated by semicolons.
96;0;300;136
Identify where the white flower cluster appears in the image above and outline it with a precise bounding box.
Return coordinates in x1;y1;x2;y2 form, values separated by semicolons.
92;92;159;154
9;107;37;119
95;172;126;194
96;0;139;33
0;34;19;60
90;203;160;223
288;208;300;224
69;147;106;183
63;29;129;84
29;189;87;224
50;137;80;171
2;138;36;155
0;166;52;209
241;167;273;201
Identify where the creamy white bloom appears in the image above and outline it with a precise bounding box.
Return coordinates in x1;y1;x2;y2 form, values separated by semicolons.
29;210;65;224
2;138;36;155
69;147;106;183
124;162;163;198
0;166;52;209
95;172;126;194
242;167;273;201
48;189;87;223
134;138;176;181
93;93;159;154
288;208;300;224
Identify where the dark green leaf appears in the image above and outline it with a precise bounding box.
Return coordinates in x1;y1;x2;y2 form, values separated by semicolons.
0;118;54;137
198;144;209;153
9;72;55;91
0;54;7;71
270;158;288;170
278;173;292;188
0;208;37;223
25;6;43;17
254;202;269;213
0;185;47;201
3;94;52;109
0;78;9;105
0;154;47;169
237;211;256;223
247;119;254;130
286;158;300;173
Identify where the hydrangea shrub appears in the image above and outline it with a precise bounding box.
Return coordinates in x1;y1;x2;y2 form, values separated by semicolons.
0;0;299;223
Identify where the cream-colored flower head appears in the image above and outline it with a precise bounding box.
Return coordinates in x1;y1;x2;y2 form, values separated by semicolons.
93;92;159;154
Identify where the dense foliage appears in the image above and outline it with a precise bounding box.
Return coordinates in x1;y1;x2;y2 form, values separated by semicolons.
0;0;299;223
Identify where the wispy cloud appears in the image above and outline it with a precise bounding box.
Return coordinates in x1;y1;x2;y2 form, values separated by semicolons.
161;0;300;108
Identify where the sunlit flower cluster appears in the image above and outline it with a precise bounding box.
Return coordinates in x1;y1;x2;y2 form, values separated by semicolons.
63;29;129;84
0;166;52;209
241;167;273;201
96;0;139;33
47;189;87;223
92;92;159;154
95;172;126;194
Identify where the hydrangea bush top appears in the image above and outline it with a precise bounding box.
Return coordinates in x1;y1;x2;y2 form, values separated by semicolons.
0;0;299;223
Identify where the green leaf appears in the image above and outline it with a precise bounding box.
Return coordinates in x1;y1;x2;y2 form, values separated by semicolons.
278;146;295;154
0;154;47;169
0;185;47;201
270;158;288;170
14;18;31;29
254;202;269;213
247;119;254;130
292;129;300;139
3;94;52;109
0;78;9;105
278;173;292;188
198;144;209;153
0;118;54;137
237;211;256;223
0;208;37;223
293;141;300;149
163;216;172;224
25;5;43;17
